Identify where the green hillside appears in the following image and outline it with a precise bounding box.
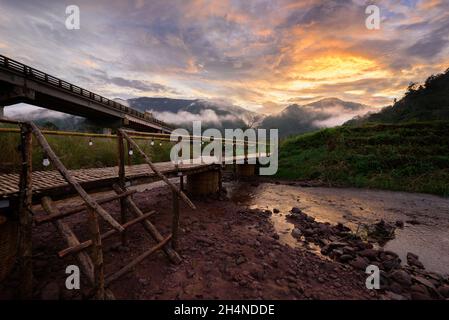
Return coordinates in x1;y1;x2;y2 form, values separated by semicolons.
277;121;449;196
347;68;449;125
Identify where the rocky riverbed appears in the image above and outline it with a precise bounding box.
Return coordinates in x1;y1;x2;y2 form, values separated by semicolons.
0;178;448;300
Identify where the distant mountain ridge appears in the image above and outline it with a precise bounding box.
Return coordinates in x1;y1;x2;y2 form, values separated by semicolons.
261;98;373;137
4;96;375;136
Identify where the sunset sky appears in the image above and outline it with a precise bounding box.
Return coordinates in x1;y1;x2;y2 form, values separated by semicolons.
1;0;448;114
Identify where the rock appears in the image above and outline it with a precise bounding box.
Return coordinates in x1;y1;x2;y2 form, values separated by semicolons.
118;245;130;253
338;254;354;263
303;229;314;237
384;291;407;300
41;282;60;300
236;256;247;265
291;228;302;238
273;208;280;214
407;252;424;269
272;233;280;240
437;284;449;298
305;216;315;223
411;284;429;296
412;275;436;290
359;249;378;260
411;292;432;300
390;270;412;287
382;257;401;271
349;256;369;270
291;207;302;214
186;270;195;278
395;220;404;228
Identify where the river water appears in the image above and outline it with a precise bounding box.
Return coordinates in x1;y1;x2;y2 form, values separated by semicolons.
227;181;449;276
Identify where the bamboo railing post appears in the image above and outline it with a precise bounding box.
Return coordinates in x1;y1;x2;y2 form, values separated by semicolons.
28;122;124;232
87;208;105;300
112;184;182;264
244;136;248;164
117;131;127;246
119;129;196;210
233;137;237;178
18;124;33;299
41;197;115;300
171;190;180;250
126;139;132;166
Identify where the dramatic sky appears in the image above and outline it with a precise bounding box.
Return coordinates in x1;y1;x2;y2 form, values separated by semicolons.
1;0;449;115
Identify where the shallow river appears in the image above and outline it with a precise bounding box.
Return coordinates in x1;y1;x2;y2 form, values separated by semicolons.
227;182;449;276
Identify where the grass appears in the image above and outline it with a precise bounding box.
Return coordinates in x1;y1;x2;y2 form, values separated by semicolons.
0;126;172;173
276;121;449;196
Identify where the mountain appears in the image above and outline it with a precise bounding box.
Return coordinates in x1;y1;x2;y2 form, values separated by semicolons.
346;68;449;125
261;98;374;138
127;97;263;130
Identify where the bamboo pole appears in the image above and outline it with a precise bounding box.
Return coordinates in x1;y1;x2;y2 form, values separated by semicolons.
87;207;105;300
29;122;124;232
41;197;115;300
171;190;180;250
117;131;128;246
34;190;136;225
119;129;196;210
105;235;172;285
112;184;182;264
18;124;33;299
58;211;155;258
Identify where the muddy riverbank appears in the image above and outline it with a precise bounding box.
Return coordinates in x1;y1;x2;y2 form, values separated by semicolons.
1;178;448;300
228;181;449;276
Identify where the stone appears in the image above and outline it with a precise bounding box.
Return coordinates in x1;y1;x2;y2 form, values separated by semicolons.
390;270;412;287
349;256;369;270
338;254;354;263
411;292;431;300
291;228;302;238
395;220;404;228
412;275;436;290
407;252;424;269
437;284;449;298
359;249;378;260
382;258;401;271
291;207;302;214
40;282;60;300
384;292;407;300
236;256;247;265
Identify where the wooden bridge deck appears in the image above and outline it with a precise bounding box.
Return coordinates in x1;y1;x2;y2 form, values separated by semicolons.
0;161;214;200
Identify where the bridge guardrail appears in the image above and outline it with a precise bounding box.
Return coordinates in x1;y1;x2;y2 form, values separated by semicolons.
0;55;172;132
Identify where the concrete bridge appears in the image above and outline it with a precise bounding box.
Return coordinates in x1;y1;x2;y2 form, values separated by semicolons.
0;55;172;133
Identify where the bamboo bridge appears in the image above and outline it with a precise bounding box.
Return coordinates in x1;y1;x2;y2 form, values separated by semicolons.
0;118;267;299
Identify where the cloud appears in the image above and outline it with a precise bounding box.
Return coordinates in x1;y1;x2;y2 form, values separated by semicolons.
108;76;178;94
151;109;238;125
0;0;448;113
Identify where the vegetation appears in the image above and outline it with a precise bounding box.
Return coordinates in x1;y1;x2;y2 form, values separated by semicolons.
277;121;449;196
347;68;449;125
0;125;172;173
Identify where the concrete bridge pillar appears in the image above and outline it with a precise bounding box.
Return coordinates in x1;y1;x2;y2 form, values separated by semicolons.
186;170;220;195
0;106;4;118
237;164;256;176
